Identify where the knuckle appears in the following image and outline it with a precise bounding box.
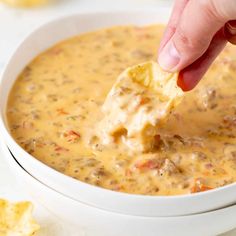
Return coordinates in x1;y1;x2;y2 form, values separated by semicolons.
225;22;236;44
175;27;189;47
198;0;227;23
175;26;206;52
167;23;177;35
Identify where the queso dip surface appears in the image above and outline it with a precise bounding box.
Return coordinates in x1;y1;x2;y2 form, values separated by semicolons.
7;25;236;196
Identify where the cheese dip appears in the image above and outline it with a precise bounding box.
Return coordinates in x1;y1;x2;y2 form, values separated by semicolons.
7;25;236;196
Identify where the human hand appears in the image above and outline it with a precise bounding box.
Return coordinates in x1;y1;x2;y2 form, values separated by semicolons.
158;0;236;91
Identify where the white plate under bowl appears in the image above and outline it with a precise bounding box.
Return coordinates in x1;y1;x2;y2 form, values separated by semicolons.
1;11;236;217
1;141;236;236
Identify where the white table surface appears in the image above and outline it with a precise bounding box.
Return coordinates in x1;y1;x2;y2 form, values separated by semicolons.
0;1;235;235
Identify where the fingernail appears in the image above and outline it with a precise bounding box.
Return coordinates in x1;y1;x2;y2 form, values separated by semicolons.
158;41;180;71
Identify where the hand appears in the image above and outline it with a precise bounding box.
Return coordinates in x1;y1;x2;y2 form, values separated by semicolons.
158;0;236;91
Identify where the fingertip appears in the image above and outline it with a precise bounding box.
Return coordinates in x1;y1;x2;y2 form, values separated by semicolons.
177;71;189;92
158;41;181;72
177;69;200;92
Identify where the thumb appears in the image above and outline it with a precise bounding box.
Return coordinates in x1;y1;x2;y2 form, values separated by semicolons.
158;0;235;72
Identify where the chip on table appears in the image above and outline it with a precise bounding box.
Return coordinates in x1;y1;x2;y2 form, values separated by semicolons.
0;199;40;236
100;61;183;152
1;0;48;7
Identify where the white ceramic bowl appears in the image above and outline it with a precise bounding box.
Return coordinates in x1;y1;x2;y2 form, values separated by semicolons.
1;10;236;218
1;141;236;236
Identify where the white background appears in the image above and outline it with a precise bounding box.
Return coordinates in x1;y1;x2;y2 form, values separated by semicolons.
0;0;235;235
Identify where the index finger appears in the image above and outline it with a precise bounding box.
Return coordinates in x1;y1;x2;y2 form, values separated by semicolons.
177;29;227;91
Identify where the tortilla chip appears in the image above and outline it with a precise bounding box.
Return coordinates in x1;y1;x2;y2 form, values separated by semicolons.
1;0;47;7
100;61;183;152
0;199;40;236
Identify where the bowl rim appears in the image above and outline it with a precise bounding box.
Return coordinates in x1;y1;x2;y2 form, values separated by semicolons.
1;10;236;217
2;141;236;236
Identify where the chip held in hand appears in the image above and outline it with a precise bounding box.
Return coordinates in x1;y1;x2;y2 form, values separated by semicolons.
100;61;183;152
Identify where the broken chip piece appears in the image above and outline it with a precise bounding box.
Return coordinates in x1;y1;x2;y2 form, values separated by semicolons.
0;199;40;236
